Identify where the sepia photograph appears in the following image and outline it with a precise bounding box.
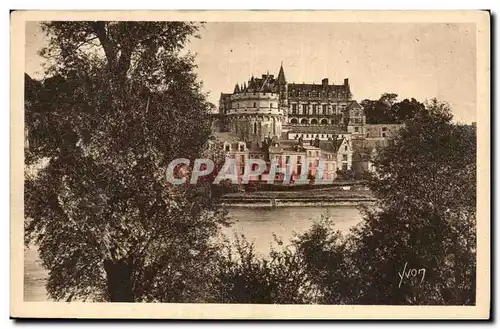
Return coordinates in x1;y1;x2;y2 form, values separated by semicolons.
11;10;490;319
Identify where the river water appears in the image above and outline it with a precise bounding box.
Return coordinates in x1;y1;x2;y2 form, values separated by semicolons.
24;206;363;301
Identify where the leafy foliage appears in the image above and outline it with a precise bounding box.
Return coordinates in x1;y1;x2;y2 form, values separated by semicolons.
361;93;426;124
210;99;476;305
25;21;230;302
209;233;317;304
353;99;476;304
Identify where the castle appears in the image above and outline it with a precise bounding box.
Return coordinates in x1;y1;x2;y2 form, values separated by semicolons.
218;63;366;142
215;63;402;182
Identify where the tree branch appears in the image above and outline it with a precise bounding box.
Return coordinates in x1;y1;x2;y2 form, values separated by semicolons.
74;36;99;52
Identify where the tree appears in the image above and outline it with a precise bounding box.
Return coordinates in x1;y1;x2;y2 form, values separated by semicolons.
391;98;426;123
222;99;476;305
361;98;393;124
379;92;398;106
353;99;476;304
306;99;476;304
24;21;229;302
361;94;425;124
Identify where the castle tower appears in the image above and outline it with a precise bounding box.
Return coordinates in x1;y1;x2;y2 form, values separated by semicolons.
226;71;284;141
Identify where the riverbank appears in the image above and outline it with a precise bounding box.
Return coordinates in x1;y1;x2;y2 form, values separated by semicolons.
222;186;376;207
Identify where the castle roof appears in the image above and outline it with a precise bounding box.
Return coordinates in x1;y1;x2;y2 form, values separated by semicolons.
277;63;286;84
287;83;350;95
246;73;277;93
287;126;346;134
222;63;352;99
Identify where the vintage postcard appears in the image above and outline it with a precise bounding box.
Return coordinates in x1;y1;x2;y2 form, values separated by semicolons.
11;10;490;319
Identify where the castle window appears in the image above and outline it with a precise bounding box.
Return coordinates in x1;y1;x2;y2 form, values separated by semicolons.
253;122;257;134
254;102;257;108
343;154;348;161
354;127;359;132
240;144;245;152
225;144;230;152
345;146;348;151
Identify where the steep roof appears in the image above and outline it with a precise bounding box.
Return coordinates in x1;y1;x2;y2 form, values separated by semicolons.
288;83;349;94
347;100;363;109
287;126;346;134
277;63;286;84
246;74;277;93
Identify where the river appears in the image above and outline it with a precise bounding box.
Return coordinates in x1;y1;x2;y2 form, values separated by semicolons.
23;205;363;301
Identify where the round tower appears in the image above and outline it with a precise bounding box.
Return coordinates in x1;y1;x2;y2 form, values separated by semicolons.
227;90;284;141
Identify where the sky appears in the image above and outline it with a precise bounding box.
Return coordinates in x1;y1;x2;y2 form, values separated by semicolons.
25;21;477;123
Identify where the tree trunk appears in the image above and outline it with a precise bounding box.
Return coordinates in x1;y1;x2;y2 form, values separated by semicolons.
104;258;135;302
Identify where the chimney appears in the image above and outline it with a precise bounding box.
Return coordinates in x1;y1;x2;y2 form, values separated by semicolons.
322;78;329;87
344;78;349;85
